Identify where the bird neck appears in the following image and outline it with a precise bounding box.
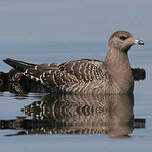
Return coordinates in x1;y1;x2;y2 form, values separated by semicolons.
104;46;133;92
104;46;130;70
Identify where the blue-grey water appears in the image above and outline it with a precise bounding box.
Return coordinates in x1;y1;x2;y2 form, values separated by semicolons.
0;42;152;152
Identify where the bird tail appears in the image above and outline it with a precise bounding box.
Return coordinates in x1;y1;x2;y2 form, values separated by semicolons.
3;58;36;72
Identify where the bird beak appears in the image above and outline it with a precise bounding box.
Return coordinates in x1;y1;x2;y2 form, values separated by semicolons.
134;39;144;45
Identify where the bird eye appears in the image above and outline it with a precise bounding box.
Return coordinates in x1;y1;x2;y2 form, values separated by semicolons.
120;36;127;40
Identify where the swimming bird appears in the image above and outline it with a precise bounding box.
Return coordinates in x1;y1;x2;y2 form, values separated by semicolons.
3;31;144;94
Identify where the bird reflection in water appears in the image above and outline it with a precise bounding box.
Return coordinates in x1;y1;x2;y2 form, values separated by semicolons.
0;94;145;138
0;67;146;138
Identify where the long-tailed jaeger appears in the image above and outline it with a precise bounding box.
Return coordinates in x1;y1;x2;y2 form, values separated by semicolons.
3;31;144;94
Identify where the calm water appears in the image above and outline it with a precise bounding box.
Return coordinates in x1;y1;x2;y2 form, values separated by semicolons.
0;42;152;152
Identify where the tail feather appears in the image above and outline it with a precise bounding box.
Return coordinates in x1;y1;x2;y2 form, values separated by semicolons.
3;58;60;87
3;58;36;72
3;58;49;85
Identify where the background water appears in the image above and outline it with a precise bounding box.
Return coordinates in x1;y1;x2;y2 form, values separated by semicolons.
0;42;152;152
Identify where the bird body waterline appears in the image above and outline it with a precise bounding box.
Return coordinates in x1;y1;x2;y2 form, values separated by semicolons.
3;31;144;94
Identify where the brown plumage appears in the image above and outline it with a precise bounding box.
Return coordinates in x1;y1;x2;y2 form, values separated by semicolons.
3;31;144;94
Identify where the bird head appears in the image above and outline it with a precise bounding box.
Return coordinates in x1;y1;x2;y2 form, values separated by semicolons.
108;31;144;52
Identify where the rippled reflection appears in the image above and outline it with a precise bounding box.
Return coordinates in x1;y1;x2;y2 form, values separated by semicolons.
0;94;145;138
